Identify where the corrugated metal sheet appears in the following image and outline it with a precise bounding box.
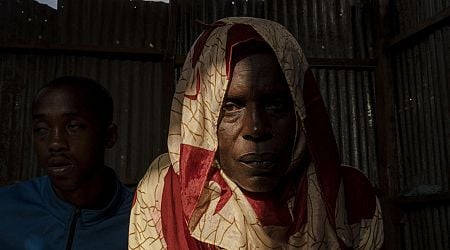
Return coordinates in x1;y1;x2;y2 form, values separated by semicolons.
312;68;378;185
0;0;171;185
401;204;450;250
395;0;450;33
0;54;170;185
0;0;57;43
0;0;169;48
266;0;374;59
177;0;374;59
393;27;450;193
392;0;450;248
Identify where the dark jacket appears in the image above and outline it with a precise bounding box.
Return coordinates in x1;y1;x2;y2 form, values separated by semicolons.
0;171;133;250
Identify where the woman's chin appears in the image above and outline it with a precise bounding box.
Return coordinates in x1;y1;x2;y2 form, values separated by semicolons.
237;175;279;193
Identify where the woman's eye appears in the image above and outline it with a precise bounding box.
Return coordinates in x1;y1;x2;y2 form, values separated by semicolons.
267;102;282;109
265;97;292;113
222;101;243;113
266;101;285;111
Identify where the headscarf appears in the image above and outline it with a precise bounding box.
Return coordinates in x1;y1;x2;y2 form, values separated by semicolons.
129;17;383;250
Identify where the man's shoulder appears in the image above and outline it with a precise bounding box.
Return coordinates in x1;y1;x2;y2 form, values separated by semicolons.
0;176;47;199
0;176;49;221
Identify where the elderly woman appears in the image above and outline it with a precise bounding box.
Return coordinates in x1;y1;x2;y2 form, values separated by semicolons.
129;17;383;249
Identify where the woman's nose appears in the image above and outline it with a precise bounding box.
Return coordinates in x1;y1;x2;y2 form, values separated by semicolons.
242;104;271;141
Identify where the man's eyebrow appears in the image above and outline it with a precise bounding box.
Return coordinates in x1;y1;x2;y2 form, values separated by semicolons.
32;112;81;119
32;114;45;119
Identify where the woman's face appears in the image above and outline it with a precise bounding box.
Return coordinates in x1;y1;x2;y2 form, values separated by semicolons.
217;53;296;193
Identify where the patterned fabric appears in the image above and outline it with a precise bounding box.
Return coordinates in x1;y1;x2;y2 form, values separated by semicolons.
129;17;383;250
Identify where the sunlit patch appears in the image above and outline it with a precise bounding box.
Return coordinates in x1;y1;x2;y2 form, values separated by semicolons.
34;0;58;10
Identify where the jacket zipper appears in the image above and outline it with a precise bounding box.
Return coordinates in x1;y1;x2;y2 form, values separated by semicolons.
66;208;80;250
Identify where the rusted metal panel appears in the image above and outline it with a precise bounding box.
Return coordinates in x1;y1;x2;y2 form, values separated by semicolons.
177;0;375;59
312;68;378;185
0;0;57;43
0;0;171;185
0;54;170;185
401;204;450;250
390;2;450;249
388;7;450;49
393;26;450;193
395;0;450;33
0;0;168;49
176;0;265;55
266;0;374;59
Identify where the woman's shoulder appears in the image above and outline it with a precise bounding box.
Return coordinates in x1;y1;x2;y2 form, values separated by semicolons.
129;153;171;249
134;153;172;200
140;153;172;183
340;165;375;194
340;165;379;223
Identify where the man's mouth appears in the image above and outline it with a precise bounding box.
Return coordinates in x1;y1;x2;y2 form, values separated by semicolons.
47;158;73;174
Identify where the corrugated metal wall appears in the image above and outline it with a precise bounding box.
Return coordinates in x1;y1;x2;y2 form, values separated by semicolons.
0;0;171;185
176;0;379;185
396;0;450;33
312;68;378;183
177;0;374;59
0;0;380;185
2;1;449;247
393;29;450;193
0;0;169;48
401;204;450;250
392;0;450;248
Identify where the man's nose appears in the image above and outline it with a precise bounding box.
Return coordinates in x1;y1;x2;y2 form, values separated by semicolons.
48;128;68;152
242;104;271;142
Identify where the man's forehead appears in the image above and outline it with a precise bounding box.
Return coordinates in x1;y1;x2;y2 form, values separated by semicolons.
33;86;94;116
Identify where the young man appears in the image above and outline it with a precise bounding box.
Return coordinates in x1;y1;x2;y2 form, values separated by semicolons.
0;76;133;250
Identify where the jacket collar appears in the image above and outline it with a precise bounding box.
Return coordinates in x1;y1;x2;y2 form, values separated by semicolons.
41;168;126;226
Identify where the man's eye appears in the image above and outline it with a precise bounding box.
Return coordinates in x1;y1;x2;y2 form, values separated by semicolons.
33;122;49;136
33;127;49;135
67;122;83;131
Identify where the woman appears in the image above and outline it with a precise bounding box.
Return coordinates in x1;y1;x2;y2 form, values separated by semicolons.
129;17;383;249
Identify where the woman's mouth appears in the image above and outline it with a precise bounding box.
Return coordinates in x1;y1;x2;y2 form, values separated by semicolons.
238;153;277;170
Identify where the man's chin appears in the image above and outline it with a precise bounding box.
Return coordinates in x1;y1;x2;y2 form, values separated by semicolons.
49;177;78;193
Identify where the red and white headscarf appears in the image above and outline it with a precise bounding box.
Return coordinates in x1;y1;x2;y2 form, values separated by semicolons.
129;17;383;250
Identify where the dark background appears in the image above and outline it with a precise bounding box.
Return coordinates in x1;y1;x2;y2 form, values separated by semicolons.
0;0;449;248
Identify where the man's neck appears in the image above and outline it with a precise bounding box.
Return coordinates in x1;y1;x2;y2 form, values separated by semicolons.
54;168;116;209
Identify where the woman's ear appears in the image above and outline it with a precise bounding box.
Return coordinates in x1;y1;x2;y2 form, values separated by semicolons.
105;123;118;148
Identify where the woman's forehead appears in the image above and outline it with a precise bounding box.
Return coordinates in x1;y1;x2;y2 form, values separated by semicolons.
227;53;290;96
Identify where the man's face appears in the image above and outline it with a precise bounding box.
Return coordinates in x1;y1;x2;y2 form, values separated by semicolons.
217;53;296;193
32;85;106;194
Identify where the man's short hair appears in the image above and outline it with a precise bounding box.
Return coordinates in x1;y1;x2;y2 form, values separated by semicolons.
34;76;114;128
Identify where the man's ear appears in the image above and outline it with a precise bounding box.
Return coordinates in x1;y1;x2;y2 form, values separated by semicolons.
105;124;118;148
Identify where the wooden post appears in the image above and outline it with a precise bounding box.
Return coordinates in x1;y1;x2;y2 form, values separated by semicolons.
160;0;178;150
372;0;402;249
